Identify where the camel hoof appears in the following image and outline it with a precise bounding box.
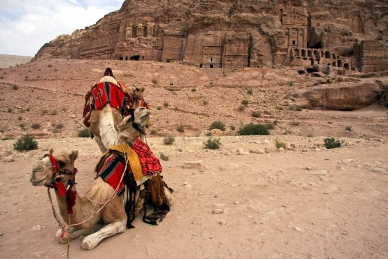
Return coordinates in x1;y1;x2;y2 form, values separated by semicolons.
81;237;97;250
55;229;67;244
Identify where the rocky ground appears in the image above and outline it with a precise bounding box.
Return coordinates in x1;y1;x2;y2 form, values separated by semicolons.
0;57;387;259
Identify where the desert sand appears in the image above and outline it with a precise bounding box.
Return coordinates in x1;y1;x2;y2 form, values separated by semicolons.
0;57;387;259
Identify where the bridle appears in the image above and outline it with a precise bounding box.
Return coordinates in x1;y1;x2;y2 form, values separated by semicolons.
42;153;78;226
42;153;78;189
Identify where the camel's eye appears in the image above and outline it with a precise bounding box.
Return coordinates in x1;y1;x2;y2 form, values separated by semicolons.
58;161;66;168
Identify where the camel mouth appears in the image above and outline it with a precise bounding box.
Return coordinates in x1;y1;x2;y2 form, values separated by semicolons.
30;177;47;186
140;113;150;120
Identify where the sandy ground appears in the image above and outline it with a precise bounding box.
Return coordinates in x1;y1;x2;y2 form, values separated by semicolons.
0;58;387;259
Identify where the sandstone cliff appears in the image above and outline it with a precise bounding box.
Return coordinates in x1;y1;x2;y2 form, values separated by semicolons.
34;0;388;72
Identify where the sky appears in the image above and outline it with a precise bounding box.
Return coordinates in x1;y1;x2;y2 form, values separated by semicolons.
0;0;124;57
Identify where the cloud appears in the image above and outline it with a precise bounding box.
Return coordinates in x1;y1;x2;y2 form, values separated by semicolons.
0;0;123;56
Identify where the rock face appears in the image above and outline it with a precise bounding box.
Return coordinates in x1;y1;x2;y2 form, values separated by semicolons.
34;0;388;72
288;79;383;110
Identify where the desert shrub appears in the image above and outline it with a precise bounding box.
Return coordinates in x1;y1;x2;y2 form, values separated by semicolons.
290;121;300;126
7;108;12;113
31;123;41;129
12;84;18;90
296;107;302;111
13;135;38;151
238;123;270;136
191;88;196;92
241;100;249;106
209;121;225;131
157;106;162;110
50;110;57;115
19;123;25;128
163;101;169;108
276;106;284;110
152;78;157;84
230;125;236;130
202;100;208;105
18;116;22;121
345;126;352;131
177;125;185;132
78;128;91;138
324;137;341;149
289;81;294;86
275;139;286;149
150;129;158;134
2;136;13;141
55;123;64;129
41;109;48;115
247;89;253;95
163;135;175;145
204;137;221;149
251;111;261;118
238;105;245;111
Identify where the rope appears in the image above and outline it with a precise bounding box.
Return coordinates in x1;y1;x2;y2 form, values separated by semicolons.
69;144;129;228
47;187;64;226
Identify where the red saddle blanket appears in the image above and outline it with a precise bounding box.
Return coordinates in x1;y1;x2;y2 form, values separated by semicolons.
96;139;162;195
82;81;132;127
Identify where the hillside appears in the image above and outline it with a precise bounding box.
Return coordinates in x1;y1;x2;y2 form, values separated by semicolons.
0;57;387;258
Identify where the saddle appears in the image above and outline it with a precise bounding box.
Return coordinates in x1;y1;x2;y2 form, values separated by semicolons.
95;142;171;227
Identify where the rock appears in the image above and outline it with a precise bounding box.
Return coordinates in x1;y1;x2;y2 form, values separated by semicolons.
183;160;203;170
3;156;14;162
212;209;224;214
160;153;169;161
236;148;249;155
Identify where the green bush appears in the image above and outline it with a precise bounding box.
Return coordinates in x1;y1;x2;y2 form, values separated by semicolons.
78;128;91;138
238;105;245;111
177;125;185;132
12;84;18;90
345;126;352;131
241;100;249;106
31;123;41;129
247;89;253;95
275;139;286;149
251;111;261;118
324;137;341;149
13;135;38;151
163;135;175;145
238;123;270;136
204;137;221;149
209;121;225;131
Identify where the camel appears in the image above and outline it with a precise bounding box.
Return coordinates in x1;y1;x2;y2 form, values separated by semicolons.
83;68;148;153
30;107;173;250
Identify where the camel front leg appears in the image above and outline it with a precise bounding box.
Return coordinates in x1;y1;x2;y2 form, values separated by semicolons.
81;220;126;250
56;224;103;244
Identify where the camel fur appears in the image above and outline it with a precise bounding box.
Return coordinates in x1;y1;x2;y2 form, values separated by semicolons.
30;107;168;250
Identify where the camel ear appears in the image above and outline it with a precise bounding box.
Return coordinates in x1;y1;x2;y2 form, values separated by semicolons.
49;147;54;154
69;150;79;161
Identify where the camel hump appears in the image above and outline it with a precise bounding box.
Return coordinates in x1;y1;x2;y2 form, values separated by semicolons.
104;67;114;78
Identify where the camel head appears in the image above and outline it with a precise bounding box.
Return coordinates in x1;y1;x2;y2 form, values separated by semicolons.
117;107;151;144
30;148;79;189
131;86;145;99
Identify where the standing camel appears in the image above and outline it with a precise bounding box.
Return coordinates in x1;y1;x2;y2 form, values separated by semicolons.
83;68;149;152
